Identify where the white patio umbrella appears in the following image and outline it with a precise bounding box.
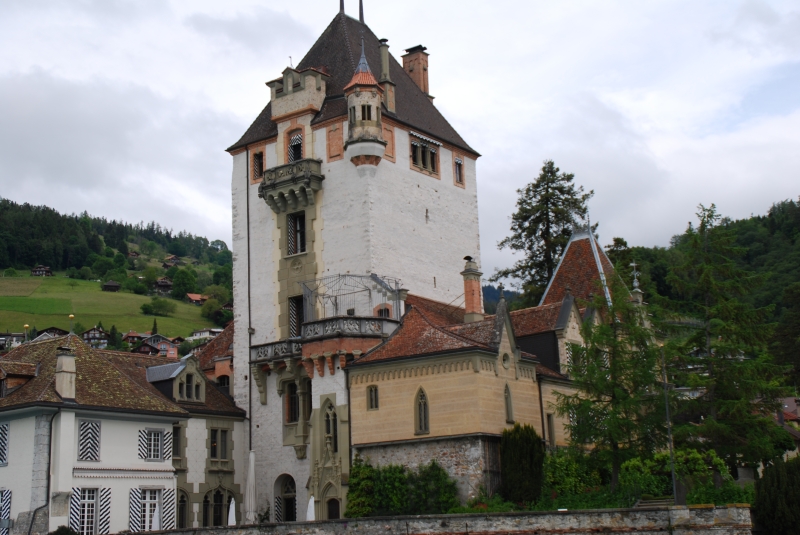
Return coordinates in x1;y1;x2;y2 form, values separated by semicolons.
306;496;315;521
228;496;237;526
151;501;162;531
244;450;257;524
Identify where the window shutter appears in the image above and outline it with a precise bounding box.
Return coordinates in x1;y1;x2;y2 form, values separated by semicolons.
162;489;176;530
98;488;111;535
162;432;172;461
78;421;101;461
0;490;11;535
274;497;282;522
0;423;8;465
128;488;142;533
138;430;146;459
68;487;81;533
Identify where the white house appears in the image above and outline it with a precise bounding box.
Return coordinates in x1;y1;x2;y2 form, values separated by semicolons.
0;335;246;535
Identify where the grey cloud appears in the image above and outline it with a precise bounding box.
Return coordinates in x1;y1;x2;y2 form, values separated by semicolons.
185;7;313;54
0;70;240;242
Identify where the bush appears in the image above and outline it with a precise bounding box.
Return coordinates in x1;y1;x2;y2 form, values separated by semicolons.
92;257;115;277
48;526;79;535
501;423;545;504
344;456;459;518
618;449;731;500
150;297;177;317
201;298;221;319
688;481;754;506
3;267;18;277
543;449;602;497
171;269;196;299
754;457;800;534
448;487;517;514
113;253;126;268
203;284;231;304
140;303;154;315
79;266;93;280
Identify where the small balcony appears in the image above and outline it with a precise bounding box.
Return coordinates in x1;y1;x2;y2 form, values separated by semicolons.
258;159;324;214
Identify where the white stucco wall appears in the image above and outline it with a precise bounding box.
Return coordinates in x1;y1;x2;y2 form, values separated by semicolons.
0;415;35;521
185;418;208;493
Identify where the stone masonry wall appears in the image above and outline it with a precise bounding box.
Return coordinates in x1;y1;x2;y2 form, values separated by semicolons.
355;435;493;503
133;506;752;535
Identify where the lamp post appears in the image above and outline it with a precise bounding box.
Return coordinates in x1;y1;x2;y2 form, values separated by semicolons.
69;314;75;334
24;324;29;342
661;344;678;504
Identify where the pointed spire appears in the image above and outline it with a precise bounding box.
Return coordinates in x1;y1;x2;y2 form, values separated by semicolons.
340;0;345;13
356;38;371;73
359;0;364;23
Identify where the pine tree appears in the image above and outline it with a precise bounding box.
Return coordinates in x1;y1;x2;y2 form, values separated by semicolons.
152;318;158;335
772;282;800;386
555;275;666;491
500;423;545;503
668;204;790;468
492;160;593;306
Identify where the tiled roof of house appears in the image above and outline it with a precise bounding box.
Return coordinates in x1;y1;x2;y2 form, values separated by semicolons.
509;303;563;337
540;229;617;306
405;294;465;326
227;13;477;155
0;336;185;415
195;322;234;372
352;307;490;365
536;363;569;380
0;361;38;378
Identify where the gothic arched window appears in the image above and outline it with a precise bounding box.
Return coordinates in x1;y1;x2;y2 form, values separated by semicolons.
415;389;429;434
325;404;338;453
178;491;189;529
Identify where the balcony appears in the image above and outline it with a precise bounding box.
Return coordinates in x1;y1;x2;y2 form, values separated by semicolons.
258;158;324;214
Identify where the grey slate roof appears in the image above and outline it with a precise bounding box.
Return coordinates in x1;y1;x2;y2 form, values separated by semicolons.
227;13;477;156
145;361;185;382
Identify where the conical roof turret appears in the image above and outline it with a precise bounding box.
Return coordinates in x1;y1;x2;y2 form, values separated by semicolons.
344;39;379;91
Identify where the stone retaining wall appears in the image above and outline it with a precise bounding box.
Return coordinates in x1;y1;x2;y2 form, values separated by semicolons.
135;505;752;535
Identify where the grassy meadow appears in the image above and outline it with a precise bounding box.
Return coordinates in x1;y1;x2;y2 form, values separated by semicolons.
0;275;213;337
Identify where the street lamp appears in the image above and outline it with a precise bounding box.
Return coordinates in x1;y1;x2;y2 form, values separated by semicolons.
69;315;75;334
24;324;30;342
660;343;678;504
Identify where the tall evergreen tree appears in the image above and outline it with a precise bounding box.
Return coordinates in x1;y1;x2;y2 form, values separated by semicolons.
152;318;158;335
555;275;666;491
772;282;800;386
668;204;790;468
492;160;593;306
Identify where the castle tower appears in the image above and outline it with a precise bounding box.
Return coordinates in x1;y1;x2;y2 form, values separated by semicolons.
227;6;481;521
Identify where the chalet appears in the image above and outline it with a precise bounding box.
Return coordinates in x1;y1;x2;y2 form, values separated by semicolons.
102;280;122;292
188;328;223;342
186;294;208;306
162;262;177;270
141;334;178;359
81;327;109;349
156;277;173;295
171;337;186;345
40;327;70;337
30;265;53;277
132;342;159;355
128;251;141;258
221;302;233;312
164;255;178;263
122;331;149;345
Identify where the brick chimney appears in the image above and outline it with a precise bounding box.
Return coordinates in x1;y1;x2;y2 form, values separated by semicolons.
461;256;484;323
55;346;76;401
379;39;396;113
402;45;431;100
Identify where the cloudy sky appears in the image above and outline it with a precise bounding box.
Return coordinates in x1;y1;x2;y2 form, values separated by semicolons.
1;0;798;278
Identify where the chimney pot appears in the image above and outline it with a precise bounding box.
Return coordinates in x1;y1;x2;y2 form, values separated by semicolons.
402;45;430;97
461;256;484;323
55;346;76;400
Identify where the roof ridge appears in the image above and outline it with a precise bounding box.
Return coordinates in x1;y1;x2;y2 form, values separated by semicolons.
100;352;186;413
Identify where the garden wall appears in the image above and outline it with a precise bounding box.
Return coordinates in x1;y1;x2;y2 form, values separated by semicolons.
137;505;752;535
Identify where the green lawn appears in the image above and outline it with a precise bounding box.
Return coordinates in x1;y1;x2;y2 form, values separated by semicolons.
0;276;214;338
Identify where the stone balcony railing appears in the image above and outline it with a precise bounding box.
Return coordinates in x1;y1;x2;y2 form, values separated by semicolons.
257;159;324;214
249;316;399;363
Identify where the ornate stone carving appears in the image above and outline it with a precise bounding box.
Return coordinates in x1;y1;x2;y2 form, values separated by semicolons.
293;445;307;459
258;159;324;214
251;364;267;405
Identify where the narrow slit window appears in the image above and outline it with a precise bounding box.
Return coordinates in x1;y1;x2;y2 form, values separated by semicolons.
367;385;379;410
455;158;463;184
172;426;181;457
186;375;193;400
253;152;264;179
429;147;437;173
288;296;304;338
504;384;514;423
220;429;228;459
210;429;218;459
287;212;306;255
349;107;356;124
416;389;429;434
286;383;300;423
411;142;420;166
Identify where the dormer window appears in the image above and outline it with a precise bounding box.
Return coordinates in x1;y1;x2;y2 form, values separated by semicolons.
288;132;303;163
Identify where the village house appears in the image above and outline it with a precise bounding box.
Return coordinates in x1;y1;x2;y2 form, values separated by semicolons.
0;335;247;535
186;294;208;306
81;327;109;349
188;328;223;343
30;266;53;277
194;323;234;396
155;277;173;296
101;280;121;292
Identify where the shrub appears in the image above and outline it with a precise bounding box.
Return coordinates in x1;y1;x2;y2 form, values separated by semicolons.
543;449;601;498
79;266;93;280
48;526;79;535
409;460;459;514
171;269;196;299
501;423;545;504
3;267;18;277
150;297;177;317
140;303;154;315
201;298;221;319
754;457;800;534
619;449;731;500
344;455;378;518
688;481;754;506
92;257;115;277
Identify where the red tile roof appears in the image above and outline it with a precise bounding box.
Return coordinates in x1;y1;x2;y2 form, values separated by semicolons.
195;322;234;372
343;70;379;91
405;294;465;326
353;308;489;364
509;303;563;337
0;360;38;378
541;232;616;306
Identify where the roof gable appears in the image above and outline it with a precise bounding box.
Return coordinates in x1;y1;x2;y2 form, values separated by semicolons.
228;13;476;155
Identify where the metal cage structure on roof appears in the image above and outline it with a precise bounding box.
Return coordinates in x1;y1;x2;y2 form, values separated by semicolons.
301;274;403;322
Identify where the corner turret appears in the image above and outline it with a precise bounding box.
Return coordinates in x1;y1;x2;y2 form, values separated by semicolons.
344;40;387;178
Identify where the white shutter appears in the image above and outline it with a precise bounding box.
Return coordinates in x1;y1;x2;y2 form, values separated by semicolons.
68;488;81;532
0;489;11;535
128;488;142;533
98;488;111;535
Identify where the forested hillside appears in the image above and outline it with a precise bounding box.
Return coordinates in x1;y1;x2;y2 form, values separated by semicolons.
0;197;230;270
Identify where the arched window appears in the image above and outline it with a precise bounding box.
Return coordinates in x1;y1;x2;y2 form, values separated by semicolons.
217;375;230;395
288;132;303;163
203;489;233;527
178;491;189;529
327;499;340;520
325;404;338;453
377;307;390;318
504;384;514;423
415;389;429;434
280;477;297;522
367;385;379;410
212;490;224;527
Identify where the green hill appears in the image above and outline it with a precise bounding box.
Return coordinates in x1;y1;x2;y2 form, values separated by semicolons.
0;275;212;338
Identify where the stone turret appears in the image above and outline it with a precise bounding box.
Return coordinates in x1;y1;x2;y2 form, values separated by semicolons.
344;40;387;178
